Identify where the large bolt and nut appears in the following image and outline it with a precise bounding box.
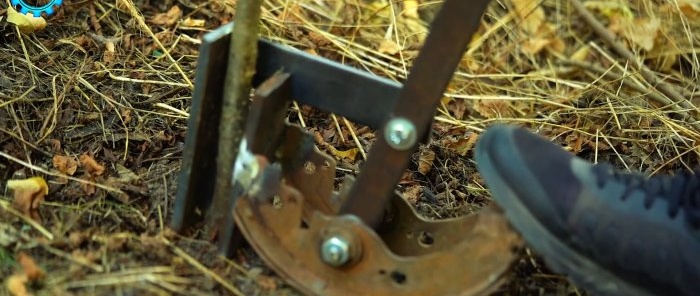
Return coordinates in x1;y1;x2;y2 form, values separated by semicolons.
320;236;352;267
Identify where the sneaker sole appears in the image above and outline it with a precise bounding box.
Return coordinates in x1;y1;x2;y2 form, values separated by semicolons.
475;127;654;296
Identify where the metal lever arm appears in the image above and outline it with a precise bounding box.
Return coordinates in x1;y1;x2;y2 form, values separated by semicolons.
340;0;492;228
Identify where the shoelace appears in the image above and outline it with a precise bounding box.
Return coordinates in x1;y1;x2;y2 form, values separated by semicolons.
592;164;700;229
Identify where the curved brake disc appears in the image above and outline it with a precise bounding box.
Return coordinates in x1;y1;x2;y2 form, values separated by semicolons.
224;0;523;293
233;120;523;296
234;164;521;296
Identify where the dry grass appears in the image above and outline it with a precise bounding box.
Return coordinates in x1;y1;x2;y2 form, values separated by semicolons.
1;0;699;295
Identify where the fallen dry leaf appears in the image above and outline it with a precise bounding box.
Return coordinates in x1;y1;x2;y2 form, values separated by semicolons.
621;17;660;51
5;252;44;296
79;154;105;176
511;0;545;35
7;177;49;223
18;252;44;281
150;6;182;26
6;6;47;34
521;38;551;55
510;0;566;55
103;41;116;64
6;274;29;296
583;1;634;20
181;17;206;28
328;146;359;161
417;149;435;175
255;274;278;291
403;0;419;19
377;39;402;55
52;155;78;176
80;181;96;196
677;0;700;19
115;164;140;183
115;0;130;12
570;44;591;62
473;99;513;118
403;185;422;204
443;133;479;156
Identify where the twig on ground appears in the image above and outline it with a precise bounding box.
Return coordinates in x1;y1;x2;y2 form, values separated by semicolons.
342;117;367;160
563;59;678;108
0;199;54;239
161;238;246;296
123;0;193;89
569;0;700;132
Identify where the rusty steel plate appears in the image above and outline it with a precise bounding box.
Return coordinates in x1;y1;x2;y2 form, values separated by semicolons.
234;173;522;296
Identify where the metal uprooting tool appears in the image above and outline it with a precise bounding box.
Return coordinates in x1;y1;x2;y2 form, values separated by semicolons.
171;0;523;295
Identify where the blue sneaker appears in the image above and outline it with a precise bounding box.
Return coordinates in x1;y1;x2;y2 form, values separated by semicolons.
475;124;700;296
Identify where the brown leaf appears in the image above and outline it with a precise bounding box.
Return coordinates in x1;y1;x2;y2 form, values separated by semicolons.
403;185;422;204
18;253;44;281
565;132;585;154
473;99;513;118
417;149;435;175
677;0;700;19
150;6;182;26
6;252;44;296
443;133;479;156
68;231;87;247
255;274;278;291
79;154;105;176
80;182;96;196
445;98;468;119
52;155;78;176
8;177;48;223
621;17;660;51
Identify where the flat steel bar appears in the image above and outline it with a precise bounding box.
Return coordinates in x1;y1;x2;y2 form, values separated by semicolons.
339;0;492;228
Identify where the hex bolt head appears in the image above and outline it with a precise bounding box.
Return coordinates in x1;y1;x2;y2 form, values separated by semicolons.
384;117;417;151
320;236;351;267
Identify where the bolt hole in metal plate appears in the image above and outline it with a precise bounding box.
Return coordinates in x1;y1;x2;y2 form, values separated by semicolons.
234;173;523;296
390;270;407;285
232;73;522;295
417;231;434;247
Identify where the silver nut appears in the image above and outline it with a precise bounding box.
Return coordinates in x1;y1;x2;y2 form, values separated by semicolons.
320;236;351;267
384;117;417;151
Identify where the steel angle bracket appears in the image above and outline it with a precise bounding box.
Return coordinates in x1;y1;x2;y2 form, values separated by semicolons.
171;22;404;235
171;0;524;294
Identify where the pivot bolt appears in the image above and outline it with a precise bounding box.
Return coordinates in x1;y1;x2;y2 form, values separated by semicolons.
385;117;417;151
320;236;351;267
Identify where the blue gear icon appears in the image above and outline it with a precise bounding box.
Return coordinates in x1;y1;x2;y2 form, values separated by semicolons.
10;0;63;17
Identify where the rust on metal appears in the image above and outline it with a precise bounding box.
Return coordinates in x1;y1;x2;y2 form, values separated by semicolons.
339;0;493;228
174;0;526;295
231;72;522;295
234;170;522;296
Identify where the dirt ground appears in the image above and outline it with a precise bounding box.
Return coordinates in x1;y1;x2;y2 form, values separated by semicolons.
1;0;699;295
